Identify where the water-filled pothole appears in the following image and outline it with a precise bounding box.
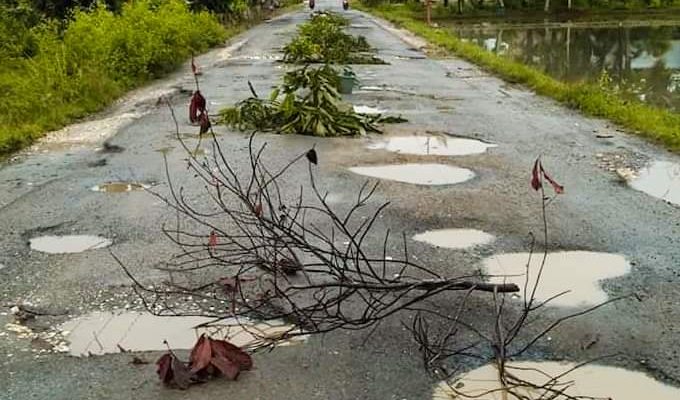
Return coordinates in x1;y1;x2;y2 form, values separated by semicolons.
91;182;149;193
628;161;680;206
413;229;494;249
59;312;306;356
368;136;496;156
354;105;385;115
349;164;475;185
29;235;113;254
433;361;680;400
482;251;631;307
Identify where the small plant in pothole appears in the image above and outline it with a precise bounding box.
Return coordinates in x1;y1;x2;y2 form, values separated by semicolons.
219;64;400;136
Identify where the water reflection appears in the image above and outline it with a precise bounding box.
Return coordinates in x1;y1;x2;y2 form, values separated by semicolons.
452;23;680;111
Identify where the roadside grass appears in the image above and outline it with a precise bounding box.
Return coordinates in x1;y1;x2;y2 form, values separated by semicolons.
0;0;297;157
355;3;680;151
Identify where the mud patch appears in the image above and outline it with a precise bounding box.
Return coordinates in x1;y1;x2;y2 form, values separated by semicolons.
59;312;306;356
628;161;680;206
413;229;494;249
29;235;113;254
482;251;631;307
433;361;680;400
91;182;149;193
350;164;475;185
368;135;496;156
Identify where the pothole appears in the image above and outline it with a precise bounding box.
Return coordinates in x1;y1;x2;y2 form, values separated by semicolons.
58;311;306;356
413;229;494;249
29;235;113;254
349;164;475;185
482;251;631;308
91;182;149;193
433;361;680;400
368;136;496;156
628;161;680;206
154;146;174;154
354;105;385;115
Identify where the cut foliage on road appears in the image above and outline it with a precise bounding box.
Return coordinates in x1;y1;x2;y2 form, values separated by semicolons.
219;65;387;136
283;11;385;64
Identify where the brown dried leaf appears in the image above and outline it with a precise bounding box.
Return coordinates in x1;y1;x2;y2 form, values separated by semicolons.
172;355;194;390
210;355;240;380
190;334;213;373
210;338;253;371
156;353;174;383
189;91;206;123
531;158;542;191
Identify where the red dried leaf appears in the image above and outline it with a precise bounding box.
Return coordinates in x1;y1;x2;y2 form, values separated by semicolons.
189;91;206;123
190;334;213;373
254;203;263;217
199;112;211;135
531;158;542;191
171;355;194;390
210;338;253;371
156;353;174;383
210;354;240;380
209;230;218;249
540;166;564;194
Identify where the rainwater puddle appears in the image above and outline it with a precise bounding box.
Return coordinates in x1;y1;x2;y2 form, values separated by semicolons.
59;312;306;356
154;146;174;155
628;161;680;206
433;361;680;400
91;182;149;193
349;164;475;186
354;105;385;115
482;251;631;307
29;235;113;254
368;136;496;156
413;229;494;249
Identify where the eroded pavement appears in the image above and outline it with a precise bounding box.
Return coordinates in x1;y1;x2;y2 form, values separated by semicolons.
2;1;680;399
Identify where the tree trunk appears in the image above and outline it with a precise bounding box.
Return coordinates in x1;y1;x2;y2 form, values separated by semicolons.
544;0;550;12
458;0;463;14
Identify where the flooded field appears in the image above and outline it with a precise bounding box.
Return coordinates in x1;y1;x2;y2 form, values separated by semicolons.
449;20;680;111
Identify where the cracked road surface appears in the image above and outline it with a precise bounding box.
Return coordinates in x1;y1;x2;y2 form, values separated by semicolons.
1;1;680;399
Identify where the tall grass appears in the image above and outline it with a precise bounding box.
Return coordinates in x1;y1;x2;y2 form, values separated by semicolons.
357;3;680;151
0;0;227;156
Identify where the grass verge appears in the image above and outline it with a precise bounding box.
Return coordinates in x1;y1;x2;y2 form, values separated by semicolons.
0;0;298;158
356;3;680;151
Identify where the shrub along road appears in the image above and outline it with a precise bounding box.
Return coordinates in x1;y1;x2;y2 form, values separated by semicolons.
1;1;680;399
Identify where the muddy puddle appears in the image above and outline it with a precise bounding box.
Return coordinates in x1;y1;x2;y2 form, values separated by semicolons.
433;361;680;399
29;235;113;254
482;251;631;307
413;229;494;249
354;105;385;115
628;161;680;206
91;182;149;193
349;164;475;185
59;311;306;356
368;136;496;156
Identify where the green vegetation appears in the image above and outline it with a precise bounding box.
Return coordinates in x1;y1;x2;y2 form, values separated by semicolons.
219;65;385;136
357;3;680;150
283;11;385;64
0;0;300;156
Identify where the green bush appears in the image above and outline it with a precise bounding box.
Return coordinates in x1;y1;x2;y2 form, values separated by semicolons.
0;0;226;155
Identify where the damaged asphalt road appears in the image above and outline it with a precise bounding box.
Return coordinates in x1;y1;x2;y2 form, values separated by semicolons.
1;1;680;399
